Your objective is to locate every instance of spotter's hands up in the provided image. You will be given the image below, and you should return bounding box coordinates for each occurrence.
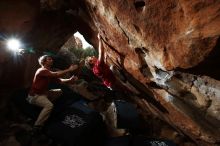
[68,64,78,72]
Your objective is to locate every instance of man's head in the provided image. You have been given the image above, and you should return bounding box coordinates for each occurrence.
[85,56,97,69]
[38,55,53,67]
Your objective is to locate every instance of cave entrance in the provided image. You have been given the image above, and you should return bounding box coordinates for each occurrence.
[55,31,97,68]
[73,31,93,49]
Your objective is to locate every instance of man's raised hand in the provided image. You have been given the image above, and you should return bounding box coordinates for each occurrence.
[68,64,78,72]
[97,33,101,40]
[69,75,78,83]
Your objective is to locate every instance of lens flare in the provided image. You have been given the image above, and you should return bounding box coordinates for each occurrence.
[7,39,21,51]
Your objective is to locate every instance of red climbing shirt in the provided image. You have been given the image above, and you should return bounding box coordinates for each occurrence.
[93,60,116,88]
[29,68,61,95]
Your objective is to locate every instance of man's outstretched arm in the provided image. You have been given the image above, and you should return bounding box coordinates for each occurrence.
[98,34,104,63]
[60,75,78,84]
[51,64,78,77]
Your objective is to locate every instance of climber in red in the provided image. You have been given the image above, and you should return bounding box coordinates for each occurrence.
[85,34,131,94]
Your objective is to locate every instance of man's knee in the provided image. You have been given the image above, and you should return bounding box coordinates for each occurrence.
[44,102,54,110]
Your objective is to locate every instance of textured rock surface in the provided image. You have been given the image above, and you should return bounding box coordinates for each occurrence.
[83,0,220,144]
[0,0,220,145]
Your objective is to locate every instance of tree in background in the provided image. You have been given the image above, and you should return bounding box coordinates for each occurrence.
[69,46,98,62]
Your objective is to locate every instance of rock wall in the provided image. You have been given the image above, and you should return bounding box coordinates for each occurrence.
[82,0,220,145]
[0,0,220,145]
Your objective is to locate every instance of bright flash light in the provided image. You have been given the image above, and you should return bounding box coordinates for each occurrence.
[7,39,21,51]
